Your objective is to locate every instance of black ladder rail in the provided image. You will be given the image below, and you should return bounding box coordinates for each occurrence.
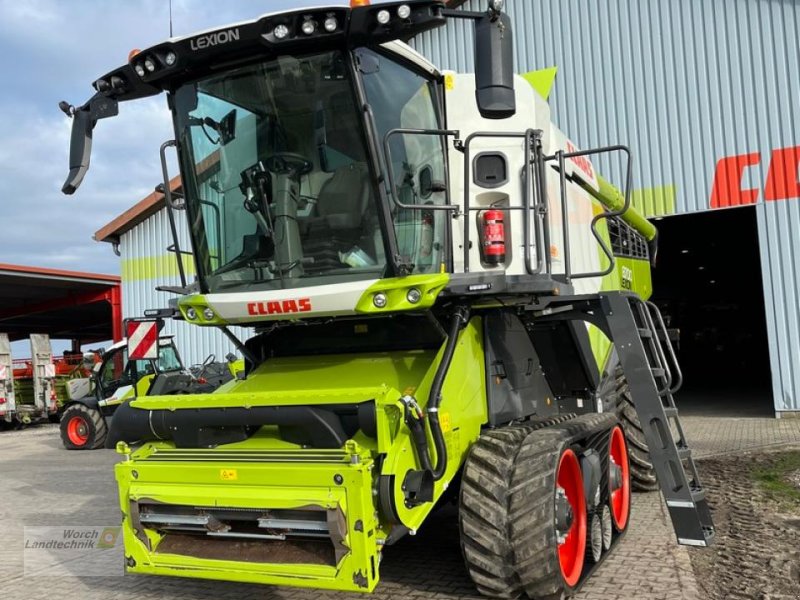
[602,293,715,547]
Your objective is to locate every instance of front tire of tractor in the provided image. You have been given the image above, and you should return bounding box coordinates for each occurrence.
[611,368,659,492]
[459,425,586,599]
[60,404,107,450]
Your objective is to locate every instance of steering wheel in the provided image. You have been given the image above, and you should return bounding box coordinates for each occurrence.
[264,153,314,176]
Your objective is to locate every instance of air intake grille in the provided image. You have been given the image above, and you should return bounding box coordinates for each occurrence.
[608,217,649,260]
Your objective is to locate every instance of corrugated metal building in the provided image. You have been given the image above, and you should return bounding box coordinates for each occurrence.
[95,181,246,367]
[412,0,799,416]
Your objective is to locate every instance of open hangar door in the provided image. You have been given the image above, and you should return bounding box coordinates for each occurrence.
[649,206,772,417]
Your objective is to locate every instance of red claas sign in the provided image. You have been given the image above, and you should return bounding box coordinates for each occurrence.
[711,145,800,208]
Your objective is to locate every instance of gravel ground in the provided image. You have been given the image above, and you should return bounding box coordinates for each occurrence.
[690,451,800,600]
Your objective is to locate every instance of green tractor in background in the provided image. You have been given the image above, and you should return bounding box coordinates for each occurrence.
[60,336,241,449]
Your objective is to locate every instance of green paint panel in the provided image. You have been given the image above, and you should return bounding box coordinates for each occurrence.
[631,184,677,218]
[356,274,449,313]
[521,66,558,100]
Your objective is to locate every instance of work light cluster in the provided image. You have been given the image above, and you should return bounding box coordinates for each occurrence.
[376,4,412,25]
[131,50,177,79]
[269,12,340,40]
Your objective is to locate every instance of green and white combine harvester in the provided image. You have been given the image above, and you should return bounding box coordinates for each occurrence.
[61,1,714,597]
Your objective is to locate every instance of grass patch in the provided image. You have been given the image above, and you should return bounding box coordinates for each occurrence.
[752,451,800,505]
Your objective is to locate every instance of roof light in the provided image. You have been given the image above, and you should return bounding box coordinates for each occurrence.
[134,63,146,77]
[273,23,289,39]
[397,4,411,19]
[376,9,391,24]
[144,57,156,72]
[164,51,177,66]
[128,48,141,61]
[301,19,316,35]
[350,0,370,6]
[324,16,338,32]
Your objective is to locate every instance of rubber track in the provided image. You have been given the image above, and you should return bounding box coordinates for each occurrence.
[60,404,108,450]
[512,413,617,599]
[458,416,576,598]
[459,413,617,599]
[612,368,659,492]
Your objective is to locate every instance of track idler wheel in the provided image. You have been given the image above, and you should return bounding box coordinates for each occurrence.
[554,448,587,588]
[608,425,631,532]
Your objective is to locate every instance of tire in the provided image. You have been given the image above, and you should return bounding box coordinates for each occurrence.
[510,429,586,599]
[459,426,533,598]
[60,404,107,450]
[459,423,590,599]
[610,367,659,492]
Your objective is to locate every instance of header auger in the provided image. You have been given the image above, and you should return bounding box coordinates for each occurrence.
[62,1,712,596]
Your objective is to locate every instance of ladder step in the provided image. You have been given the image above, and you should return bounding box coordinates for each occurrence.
[638,328,653,339]
[651,368,666,378]
[691,487,706,503]
[664,407,679,419]
[676,445,692,460]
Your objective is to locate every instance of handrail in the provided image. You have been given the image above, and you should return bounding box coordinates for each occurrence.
[382,127,461,212]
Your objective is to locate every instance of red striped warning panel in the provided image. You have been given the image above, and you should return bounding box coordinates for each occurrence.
[127,321,159,360]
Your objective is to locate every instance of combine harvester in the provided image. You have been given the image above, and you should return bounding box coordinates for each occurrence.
[60,1,713,597]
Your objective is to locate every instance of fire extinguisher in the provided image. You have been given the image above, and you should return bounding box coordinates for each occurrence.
[481,209,506,265]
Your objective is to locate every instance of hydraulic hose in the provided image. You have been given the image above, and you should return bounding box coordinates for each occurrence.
[427,306,469,481]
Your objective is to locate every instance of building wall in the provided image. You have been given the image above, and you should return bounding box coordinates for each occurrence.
[119,206,247,367]
[412,0,800,412]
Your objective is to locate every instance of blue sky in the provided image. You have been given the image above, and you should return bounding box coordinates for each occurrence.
[0,0,398,276]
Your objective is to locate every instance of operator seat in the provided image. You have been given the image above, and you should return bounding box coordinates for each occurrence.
[314,163,370,229]
[303,163,373,269]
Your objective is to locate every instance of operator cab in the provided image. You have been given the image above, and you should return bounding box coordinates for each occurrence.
[61,1,515,300]
[175,46,448,293]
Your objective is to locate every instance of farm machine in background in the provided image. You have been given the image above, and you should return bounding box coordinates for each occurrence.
[60,335,242,450]
[0,333,59,426]
[61,1,713,597]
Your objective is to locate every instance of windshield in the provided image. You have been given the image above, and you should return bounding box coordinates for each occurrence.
[174,50,386,293]
[156,344,182,372]
[359,48,448,273]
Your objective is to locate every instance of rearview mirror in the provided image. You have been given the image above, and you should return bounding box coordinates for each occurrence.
[219,109,237,145]
[474,11,515,119]
[62,108,93,195]
[60,94,119,194]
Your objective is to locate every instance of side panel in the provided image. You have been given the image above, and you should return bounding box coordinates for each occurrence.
[483,311,557,424]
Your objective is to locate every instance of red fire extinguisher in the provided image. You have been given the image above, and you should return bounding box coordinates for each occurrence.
[481,209,506,265]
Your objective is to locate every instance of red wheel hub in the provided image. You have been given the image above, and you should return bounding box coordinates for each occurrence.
[556,448,587,588]
[609,425,631,531]
[67,416,89,446]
